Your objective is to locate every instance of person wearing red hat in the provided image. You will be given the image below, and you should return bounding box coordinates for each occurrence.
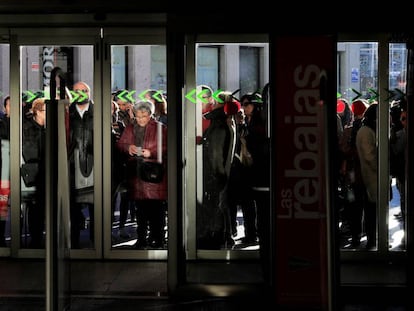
[337,98,353,129]
[337,99,346,114]
[351,99,368,117]
[224,99,241,116]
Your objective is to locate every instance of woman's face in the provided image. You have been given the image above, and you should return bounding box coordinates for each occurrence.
[34,104,46,126]
[242,102,254,117]
[135,110,151,127]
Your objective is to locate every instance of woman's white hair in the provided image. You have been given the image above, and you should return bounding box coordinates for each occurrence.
[133,100,155,115]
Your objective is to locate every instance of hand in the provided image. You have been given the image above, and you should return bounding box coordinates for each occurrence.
[141,149,151,158]
[129,145,141,157]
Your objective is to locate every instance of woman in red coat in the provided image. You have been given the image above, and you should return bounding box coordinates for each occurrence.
[116,100,167,249]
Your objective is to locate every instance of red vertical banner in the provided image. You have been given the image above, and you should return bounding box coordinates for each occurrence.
[275,36,334,309]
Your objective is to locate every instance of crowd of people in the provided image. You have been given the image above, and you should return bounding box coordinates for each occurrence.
[0,82,270,254]
[337,96,407,250]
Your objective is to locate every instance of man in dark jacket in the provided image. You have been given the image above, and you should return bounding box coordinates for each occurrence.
[197,92,235,249]
[68,81,94,249]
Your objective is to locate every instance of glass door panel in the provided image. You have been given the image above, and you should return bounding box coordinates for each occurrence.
[102,28,167,263]
[389,43,407,252]
[20,45,95,250]
[337,42,380,251]
[0,43,10,252]
[337,41,408,254]
[109,44,168,252]
[183,36,270,284]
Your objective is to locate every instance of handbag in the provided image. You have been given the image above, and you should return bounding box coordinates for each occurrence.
[140,161,164,183]
[21,162,39,187]
[139,122,165,183]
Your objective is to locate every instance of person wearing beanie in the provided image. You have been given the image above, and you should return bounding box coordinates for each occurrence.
[224,99,241,116]
[351,99,368,117]
[337,99,346,114]
[337,98,353,129]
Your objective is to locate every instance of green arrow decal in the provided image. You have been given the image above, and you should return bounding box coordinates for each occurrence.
[69,90,80,103]
[394,88,405,99]
[77,90,88,102]
[44,90,50,100]
[116,90,129,102]
[367,88,378,103]
[126,90,136,103]
[139,89,151,101]
[384,88,395,101]
[351,88,362,101]
[212,89,223,103]
[197,89,208,104]
[337,92,342,99]
[152,90,163,102]
[25,91,37,103]
[185,89,197,104]
[255,94,263,103]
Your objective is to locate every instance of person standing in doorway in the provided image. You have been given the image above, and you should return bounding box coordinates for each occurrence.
[68,81,94,249]
[356,103,378,249]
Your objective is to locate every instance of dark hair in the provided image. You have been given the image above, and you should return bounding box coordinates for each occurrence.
[240,92,263,111]
[3,95,10,109]
[113,89,132,103]
[363,103,378,131]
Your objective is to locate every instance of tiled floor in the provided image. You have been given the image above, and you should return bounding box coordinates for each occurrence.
[0,258,409,310]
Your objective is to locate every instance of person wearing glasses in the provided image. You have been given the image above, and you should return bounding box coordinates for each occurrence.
[68,81,94,249]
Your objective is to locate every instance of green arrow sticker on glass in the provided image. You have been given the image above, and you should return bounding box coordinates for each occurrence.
[116,90,130,102]
[212,89,223,103]
[25,91,37,103]
[185,89,197,104]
